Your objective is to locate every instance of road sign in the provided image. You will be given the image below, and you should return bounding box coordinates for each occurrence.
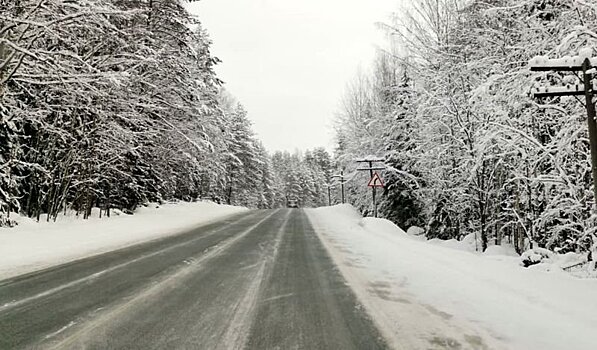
[367,172,384,188]
[357,158,385,217]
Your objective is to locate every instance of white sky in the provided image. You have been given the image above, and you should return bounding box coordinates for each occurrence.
[186,0,404,152]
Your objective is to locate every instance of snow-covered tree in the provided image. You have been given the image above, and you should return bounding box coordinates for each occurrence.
[334,0,597,256]
[0,0,273,224]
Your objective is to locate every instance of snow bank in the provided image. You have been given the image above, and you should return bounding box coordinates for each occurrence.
[426,233,518,257]
[426,233,479,253]
[406,226,425,236]
[360,217,406,236]
[523,250,597,278]
[307,205,597,350]
[0,201,247,280]
[484,244,518,257]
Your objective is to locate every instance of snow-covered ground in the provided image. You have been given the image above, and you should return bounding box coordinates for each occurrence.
[307,204,597,350]
[0,202,247,280]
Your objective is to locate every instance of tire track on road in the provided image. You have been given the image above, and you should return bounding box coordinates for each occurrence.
[43,209,281,349]
[0,210,270,350]
[219,209,292,350]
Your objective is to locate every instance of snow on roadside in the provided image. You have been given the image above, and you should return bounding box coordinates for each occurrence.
[0,201,247,280]
[306,204,597,350]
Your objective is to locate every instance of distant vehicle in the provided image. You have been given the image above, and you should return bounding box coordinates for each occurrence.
[287,198,299,208]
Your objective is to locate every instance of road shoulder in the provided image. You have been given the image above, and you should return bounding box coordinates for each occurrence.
[306,207,506,350]
[0,202,248,280]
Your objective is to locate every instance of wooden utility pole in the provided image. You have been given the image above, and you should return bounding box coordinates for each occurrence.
[332,170,346,204]
[0,40,6,98]
[326,184,332,206]
[530,50,597,262]
[582,58,597,203]
[356,158,385,217]
[530,52,597,206]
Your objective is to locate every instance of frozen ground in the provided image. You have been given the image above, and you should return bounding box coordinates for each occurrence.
[0,202,247,280]
[306,204,597,350]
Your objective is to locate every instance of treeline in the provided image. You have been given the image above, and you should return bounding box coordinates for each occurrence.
[270,148,333,208]
[0,0,274,225]
[334,0,597,254]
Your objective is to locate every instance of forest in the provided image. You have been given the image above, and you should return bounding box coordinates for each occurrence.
[334,0,597,255]
[2,0,597,258]
[0,0,335,226]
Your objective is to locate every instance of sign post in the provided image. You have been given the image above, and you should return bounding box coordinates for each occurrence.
[356,158,385,217]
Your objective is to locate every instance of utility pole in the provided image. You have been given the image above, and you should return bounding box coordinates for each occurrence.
[326,183,332,206]
[530,49,597,263]
[0,40,7,98]
[530,50,597,207]
[332,170,346,204]
[356,157,385,218]
[583,58,597,206]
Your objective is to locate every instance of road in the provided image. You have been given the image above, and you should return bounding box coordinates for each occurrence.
[0,209,389,349]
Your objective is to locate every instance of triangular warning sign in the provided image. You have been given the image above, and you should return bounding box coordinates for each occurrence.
[367,172,384,188]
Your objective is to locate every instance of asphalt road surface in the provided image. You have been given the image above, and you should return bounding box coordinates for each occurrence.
[0,209,389,349]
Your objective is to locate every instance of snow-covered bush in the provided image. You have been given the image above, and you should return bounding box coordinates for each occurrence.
[521,248,556,267]
[0,213,17,228]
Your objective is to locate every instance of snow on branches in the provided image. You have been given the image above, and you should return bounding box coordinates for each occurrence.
[0,0,274,224]
[334,0,597,255]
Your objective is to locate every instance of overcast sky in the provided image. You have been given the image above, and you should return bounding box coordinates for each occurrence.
[186,0,403,152]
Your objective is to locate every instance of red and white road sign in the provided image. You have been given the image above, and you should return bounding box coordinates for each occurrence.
[367,172,384,188]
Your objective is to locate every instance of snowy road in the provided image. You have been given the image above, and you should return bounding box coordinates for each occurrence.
[0,209,387,349]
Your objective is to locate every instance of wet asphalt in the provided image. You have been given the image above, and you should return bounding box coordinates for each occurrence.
[0,209,388,349]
